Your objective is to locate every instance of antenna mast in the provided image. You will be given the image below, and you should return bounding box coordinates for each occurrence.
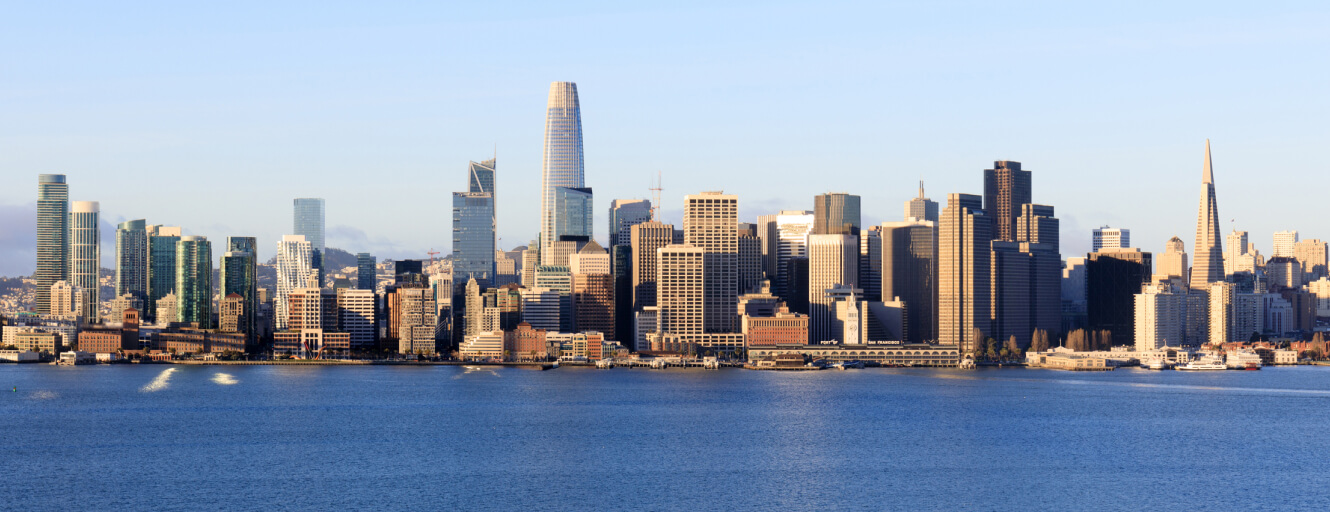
[649,171,663,221]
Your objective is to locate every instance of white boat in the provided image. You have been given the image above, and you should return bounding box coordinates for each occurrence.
[1143,358,1172,370]
[1177,355,1227,371]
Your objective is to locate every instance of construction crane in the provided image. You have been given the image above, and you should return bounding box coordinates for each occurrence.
[427,249,440,264]
[649,170,663,220]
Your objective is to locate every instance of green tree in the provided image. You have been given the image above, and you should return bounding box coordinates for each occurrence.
[985,338,998,361]
[1004,335,1021,362]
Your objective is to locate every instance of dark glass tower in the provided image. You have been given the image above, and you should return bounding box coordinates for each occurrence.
[983,161,1032,242]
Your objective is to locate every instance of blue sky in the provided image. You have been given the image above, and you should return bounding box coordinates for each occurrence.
[2,1,1329,275]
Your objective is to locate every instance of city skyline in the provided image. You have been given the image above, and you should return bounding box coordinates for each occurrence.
[3,3,1330,276]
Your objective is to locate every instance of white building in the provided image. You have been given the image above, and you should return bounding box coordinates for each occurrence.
[336,288,376,350]
[459,331,504,360]
[1135,283,1186,351]
[1092,226,1129,252]
[275,235,317,330]
[808,234,858,343]
[1273,230,1299,258]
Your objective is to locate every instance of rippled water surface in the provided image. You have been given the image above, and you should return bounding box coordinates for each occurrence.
[3,364,1330,511]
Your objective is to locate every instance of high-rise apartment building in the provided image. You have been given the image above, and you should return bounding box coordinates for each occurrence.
[115,219,149,305]
[684,191,739,333]
[275,235,317,330]
[656,246,706,336]
[36,174,69,315]
[452,191,496,285]
[1273,230,1299,258]
[1135,282,1187,351]
[813,193,861,236]
[175,236,213,328]
[146,225,181,322]
[938,194,991,353]
[881,220,937,343]
[293,198,326,284]
[808,234,859,343]
[1092,227,1130,252]
[540,82,585,257]
[396,287,437,355]
[905,181,939,222]
[1190,141,1224,290]
[68,201,100,323]
[356,253,376,291]
[1266,257,1303,291]
[983,161,1032,242]
[630,221,674,312]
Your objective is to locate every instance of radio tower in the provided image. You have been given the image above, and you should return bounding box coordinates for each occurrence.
[649,171,663,220]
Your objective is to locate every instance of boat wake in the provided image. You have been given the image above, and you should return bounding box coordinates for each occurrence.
[30,390,58,400]
[141,368,177,392]
[211,373,239,385]
[454,366,501,379]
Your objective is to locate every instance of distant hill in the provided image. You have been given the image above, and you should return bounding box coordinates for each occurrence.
[263,247,359,271]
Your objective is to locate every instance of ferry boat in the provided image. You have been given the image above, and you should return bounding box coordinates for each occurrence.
[1143,358,1172,370]
[595,359,614,369]
[1177,355,1227,371]
[1244,361,1262,371]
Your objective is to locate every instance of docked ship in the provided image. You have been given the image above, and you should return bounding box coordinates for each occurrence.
[1143,358,1172,370]
[1177,354,1227,371]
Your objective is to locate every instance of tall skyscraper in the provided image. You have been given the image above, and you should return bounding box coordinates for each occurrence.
[221,236,258,345]
[813,193,861,235]
[1087,248,1152,347]
[738,223,764,295]
[35,174,69,315]
[609,199,652,247]
[1092,227,1130,252]
[293,198,326,285]
[808,234,858,343]
[774,210,815,300]
[1135,282,1187,350]
[275,235,317,330]
[146,225,182,322]
[469,158,496,196]
[1190,140,1225,291]
[356,253,377,291]
[983,161,1032,242]
[859,227,881,302]
[540,82,585,256]
[904,181,939,222]
[1273,230,1299,258]
[989,241,1031,348]
[938,193,990,353]
[630,221,675,313]
[656,246,706,336]
[573,242,614,339]
[1294,239,1328,281]
[881,220,937,343]
[115,220,149,306]
[175,236,213,328]
[684,191,739,333]
[69,201,100,323]
[1015,204,1062,342]
[548,187,594,260]
[452,191,496,285]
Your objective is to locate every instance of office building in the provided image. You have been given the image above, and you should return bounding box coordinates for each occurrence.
[1190,141,1225,290]
[1156,236,1188,283]
[69,201,100,323]
[452,191,496,285]
[859,227,881,302]
[115,219,149,305]
[808,234,858,343]
[275,235,317,330]
[574,272,615,339]
[1015,204,1062,340]
[631,221,674,312]
[356,253,376,291]
[520,288,561,332]
[333,288,374,350]
[739,223,764,295]
[36,174,69,315]
[395,287,437,355]
[1266,257,1302,291]
[905,181,939,222]
[49,280,79,318]
[539,81,586,259]
[535,266,574,332]
[220,294,245,334]
[146,225,182,322]
[108,294,143,326]
[881,220,937,343]
[813,192,861,235]
[685,191,739,333]
[938,193,991,353]
[1092,227,1130,252]
[293,198,326,285]
[983,160,1032,242]
[1273,230,1299,258]
[609,199,652,247]
[1086,248,1152,347]
[774,211,815,300]
[1293,239,1328,281]
[469,158,496,196]
[657,245,706,336]
[220,243,257,343]
[990,241,1032,349]
[569,240,610,275]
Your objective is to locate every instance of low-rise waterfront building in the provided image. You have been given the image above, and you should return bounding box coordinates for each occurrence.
[746,343,959,366]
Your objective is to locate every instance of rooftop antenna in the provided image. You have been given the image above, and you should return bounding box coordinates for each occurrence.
[649,171,663,221]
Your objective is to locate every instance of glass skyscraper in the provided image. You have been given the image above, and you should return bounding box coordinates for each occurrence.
[35,174,69,315]
[553,187,593,243]
[357,252,377,291]
[115,219,149,302]
[452,192,495,286]
[222,236,258,342]
[176,236,213,328]
[294,198,325,285]
[469,158,496,195]
[540,82,585,263]
[69,201,101,323]
[146,225,182,322]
